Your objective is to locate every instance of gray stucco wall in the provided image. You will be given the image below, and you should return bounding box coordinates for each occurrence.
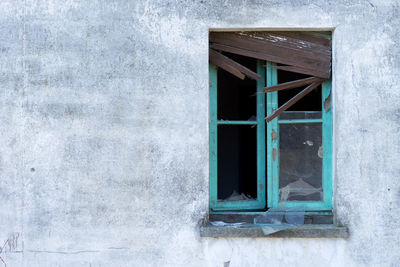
[1,0,399,266]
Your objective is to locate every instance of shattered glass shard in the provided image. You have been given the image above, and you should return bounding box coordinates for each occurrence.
[279,179,322,201]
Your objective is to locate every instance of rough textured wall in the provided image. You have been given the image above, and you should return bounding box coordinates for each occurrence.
[0,0,399,266]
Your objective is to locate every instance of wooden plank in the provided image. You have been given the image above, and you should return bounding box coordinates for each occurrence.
[263,77,321,92]
[210,35,330,72]
[264,64,330,79]
[209,49,261,80]
[266,81,323,122]
[209,49,245,80]
[210,43,329,78]
[210,32,331,60]
[210,32,331,72]
[239,32,331,56]
[223,51,261,80]
[275,32,331,49]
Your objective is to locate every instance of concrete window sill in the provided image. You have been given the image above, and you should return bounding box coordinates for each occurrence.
[200,223,349,238]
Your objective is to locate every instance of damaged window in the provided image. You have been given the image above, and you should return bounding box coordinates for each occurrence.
[209,31,332,212]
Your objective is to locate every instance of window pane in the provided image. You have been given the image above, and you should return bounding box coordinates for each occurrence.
[218,125,257,201]
[279,123,323,201]
[217,53,257,121]
[277,69,322,112]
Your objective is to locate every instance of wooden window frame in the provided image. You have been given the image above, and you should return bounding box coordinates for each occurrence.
[209,61,332,212]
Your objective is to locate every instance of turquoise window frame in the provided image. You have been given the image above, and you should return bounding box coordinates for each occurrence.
[209,60,266,211]
[209,61,332,212]
[266,62,332,211]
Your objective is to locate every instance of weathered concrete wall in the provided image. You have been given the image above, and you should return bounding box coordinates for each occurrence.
[0,0,399,266]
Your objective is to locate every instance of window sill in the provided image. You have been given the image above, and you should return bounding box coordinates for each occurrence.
[200,223,349,238]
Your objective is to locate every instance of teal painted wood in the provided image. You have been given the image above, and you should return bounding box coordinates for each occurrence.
[217,120,257,125]
[276,201,329,210]
[322,79,333,210]
[210,210,333,215]
[210,62,332,212]
[281,111,321,114]
[256,59,266,210]
[278,119,323,124]
[212,199,266,210]
[209,62,266,211]
[271,79,333,211]
[266,62,279,208]
[209,64,218,210]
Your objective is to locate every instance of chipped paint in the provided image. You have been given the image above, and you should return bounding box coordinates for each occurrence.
[324,92,331,112]
[271,129,278,140]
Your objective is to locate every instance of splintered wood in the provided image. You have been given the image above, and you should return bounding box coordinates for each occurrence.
[262,77,322,93]
[209,49,261,80]
[209,31,331,122]
[209,31,331,79]
[266,81,323,122]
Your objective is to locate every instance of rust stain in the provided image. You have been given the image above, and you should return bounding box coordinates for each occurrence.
[273,177,277,181]
[271,129,278,140]
[324,92,331,112]
[259,184,263,190]
[273,148,277,161]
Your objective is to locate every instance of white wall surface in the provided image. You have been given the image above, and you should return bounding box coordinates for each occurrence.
[0,0,399,266]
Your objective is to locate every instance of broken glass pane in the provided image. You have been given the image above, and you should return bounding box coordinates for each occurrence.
[277,68,322,112]
[254,207,305,225]
[254,212,284,224]
[217,125,257,200]
[217,53,257,121]
[279,123,323,201]
[254,207,305,235]
[284,207,306,225]
[261,224,297,235]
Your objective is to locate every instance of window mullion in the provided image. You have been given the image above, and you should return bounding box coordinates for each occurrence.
[266,62,279,208]
[256,60,266,208]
